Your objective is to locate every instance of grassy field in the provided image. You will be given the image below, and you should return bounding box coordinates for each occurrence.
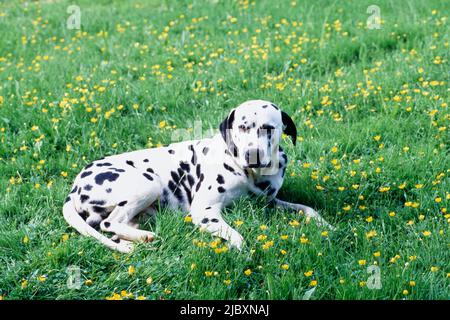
[0,0,448,300]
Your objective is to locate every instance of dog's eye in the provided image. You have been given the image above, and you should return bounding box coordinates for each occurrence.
[260,124,275,131]
[238,125,247,133]
[258,124,275,136]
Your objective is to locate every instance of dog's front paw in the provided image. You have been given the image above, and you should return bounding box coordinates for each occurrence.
[114,239,134,253]
[228,232,244,251]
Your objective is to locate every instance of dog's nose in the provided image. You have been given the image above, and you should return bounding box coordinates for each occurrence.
[245,148,264,167]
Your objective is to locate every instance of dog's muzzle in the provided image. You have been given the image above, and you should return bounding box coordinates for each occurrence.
[244,148,268,168]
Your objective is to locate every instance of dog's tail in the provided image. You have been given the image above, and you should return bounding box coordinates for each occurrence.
[63,196,132,253]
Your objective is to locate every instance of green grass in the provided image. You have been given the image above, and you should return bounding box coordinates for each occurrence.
[0,0,449,300]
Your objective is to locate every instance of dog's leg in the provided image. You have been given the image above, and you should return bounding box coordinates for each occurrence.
[273,198,335,230]
[190,202,244,250]
[100,204,155,243]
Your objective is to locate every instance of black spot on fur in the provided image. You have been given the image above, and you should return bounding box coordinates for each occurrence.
[180,182,192,205]
[202,147,209,155]
[262,105,268,108]
[70,186,78,194]
[80,194,89,203]
[126,160,135,168]
[205,206,211,210]
[177,168,185,178]
[201,218,209,224]
[146,168,154,174]
[208,185,212,190]
[92,206,106,214]
[84,184,93,191]
[167,181,184,202]
[271,103,279,110]
[87,220,100,229]
[65,196,71,203]
[267,187,277,196]
[79,210,89,220]
[168,149,175,154]
[168,180,177,192]
[171,171,180,182]
[118,200,128,206]
[78,188,81,195]
[84,163,93,170]
[112,237,120,243]
[106,188,112,193]
[104,221,110,228]
[216,174,225,184]
[174,188,184,202]
[95,172,120,185]
[255,181,271,191]
[195,173,205,192]
[110,168,125,173]
[143,159,149,163]
[180,161,190,172]
[217,186,226,193]
[211,218,219,223]
[196,164,201,178]
[81,171,93,178]
[160,188,169,206]
[187,174,195,187]
[89,200,105,205]
[96,162,112,167]
[223,163,235,173]
[143,173,154,181]
[189,145,197,165]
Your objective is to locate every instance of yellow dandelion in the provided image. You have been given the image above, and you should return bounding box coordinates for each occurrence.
[234,220,244,226]
[422,231,431,237]
[304,270,313,277]
[128,266,135,275]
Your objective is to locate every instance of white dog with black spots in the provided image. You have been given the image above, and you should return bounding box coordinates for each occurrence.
[63,100,334,253]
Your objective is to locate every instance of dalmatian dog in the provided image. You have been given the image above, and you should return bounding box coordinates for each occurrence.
[63,100,334,253]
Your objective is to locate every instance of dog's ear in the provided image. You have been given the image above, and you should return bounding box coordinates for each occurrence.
[281,111,297,146]
[219,109,235,141]
[219,109,238,156]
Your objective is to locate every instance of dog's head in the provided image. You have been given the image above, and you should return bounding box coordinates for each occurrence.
[220,100,297,169]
